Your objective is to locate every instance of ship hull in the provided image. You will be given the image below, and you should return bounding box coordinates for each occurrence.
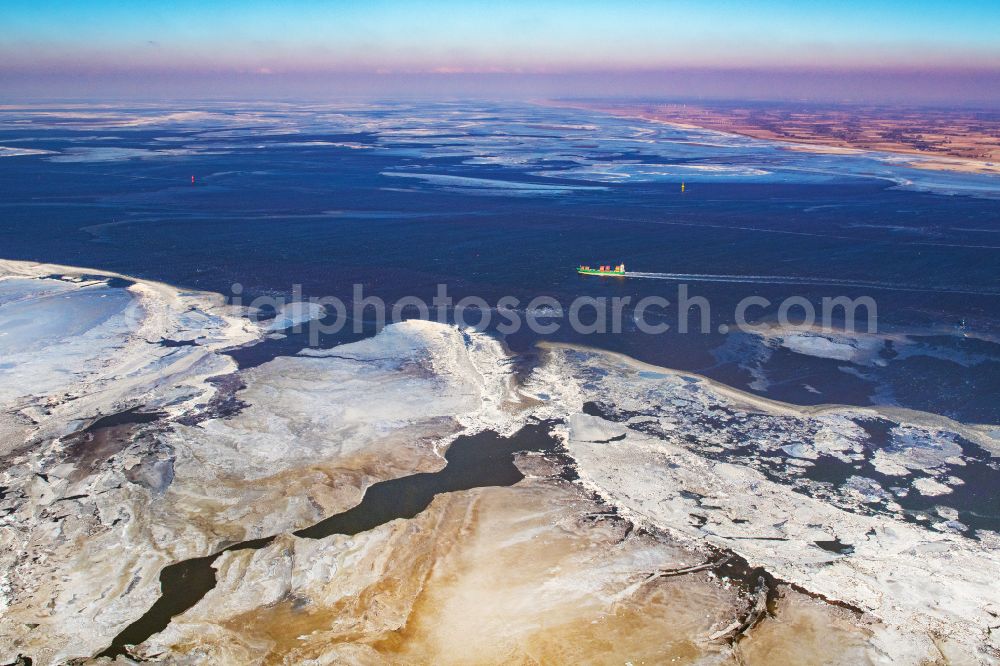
[577,269,626,276]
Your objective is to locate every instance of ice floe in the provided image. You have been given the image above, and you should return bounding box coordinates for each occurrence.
[380,170,607,195]
[520,341,1000,661]
[0,146,55,157]
[5,101,1000,199]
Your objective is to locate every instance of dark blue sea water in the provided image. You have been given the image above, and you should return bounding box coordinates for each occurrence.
[1,101,998,422]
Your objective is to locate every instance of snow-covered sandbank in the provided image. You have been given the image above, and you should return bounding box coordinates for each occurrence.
[2,263,997,664]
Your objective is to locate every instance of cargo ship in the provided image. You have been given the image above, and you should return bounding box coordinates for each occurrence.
[577,263,626,276]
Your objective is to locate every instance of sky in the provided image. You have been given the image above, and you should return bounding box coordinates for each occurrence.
[2,0,999,102]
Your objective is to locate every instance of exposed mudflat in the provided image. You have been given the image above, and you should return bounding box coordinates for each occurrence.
[1,260,998,664]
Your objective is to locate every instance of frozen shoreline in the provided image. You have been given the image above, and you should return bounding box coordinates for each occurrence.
[2,260,998,663]
[527,341,1000,662]
[0,259,259,440]
[0,261,524,663]
[0,260,261,661]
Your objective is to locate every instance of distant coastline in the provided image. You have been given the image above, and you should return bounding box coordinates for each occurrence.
[549,99,1000,176]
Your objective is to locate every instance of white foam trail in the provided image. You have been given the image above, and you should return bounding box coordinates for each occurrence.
[625,272,999,296]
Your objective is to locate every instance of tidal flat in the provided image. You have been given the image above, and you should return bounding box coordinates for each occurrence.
[1,260,998,664]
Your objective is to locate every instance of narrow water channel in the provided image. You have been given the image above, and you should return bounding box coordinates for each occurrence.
[99,421,559,658]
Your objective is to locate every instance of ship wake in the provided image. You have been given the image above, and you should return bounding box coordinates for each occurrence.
[625,270,1000,296]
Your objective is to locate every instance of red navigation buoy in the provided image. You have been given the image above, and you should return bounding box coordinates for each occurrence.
[191,175,195,184]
